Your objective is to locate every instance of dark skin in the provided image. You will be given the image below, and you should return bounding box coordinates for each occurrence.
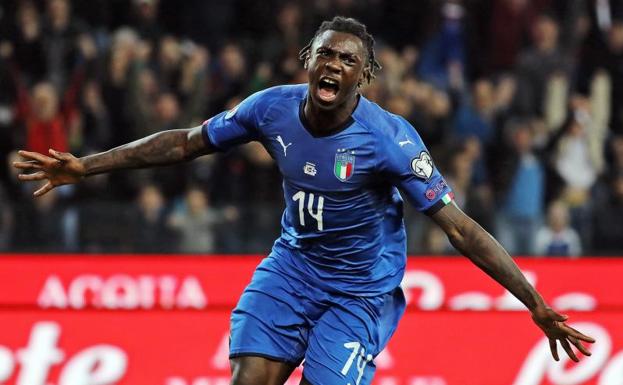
[13,30,594,385]
[303,31,366,135]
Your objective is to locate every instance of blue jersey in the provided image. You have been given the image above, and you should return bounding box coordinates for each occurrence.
[203,84,453,296]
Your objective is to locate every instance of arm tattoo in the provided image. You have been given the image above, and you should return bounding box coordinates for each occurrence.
[81,127,212,176]
[433,204,545,311]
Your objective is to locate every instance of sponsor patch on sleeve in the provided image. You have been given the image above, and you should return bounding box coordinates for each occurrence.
[424,179,448,201]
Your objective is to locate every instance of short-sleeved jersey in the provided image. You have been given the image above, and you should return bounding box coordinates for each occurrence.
[203,84,453,296]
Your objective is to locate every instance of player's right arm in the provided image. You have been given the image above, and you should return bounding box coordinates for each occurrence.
[14,87,269,197]
[13,126,214,197]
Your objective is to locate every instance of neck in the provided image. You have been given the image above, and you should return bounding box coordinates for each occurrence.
[304,93,358,136]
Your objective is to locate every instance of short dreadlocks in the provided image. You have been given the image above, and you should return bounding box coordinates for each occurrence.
[299,16,382,85]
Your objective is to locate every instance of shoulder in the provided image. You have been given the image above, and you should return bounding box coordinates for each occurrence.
[253,84,307,104]
[354,96,419,141]
[246,84,307,118]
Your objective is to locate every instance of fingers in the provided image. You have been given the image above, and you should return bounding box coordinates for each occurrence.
[18,150,54,164]
[12,160,43,171]
[560,338,579,362]
[48,148,72,161]
[568,336,592,357]
[549,338,559,361]
[17,171,47,181]
[562,324,596,343]
[34,181,54,197]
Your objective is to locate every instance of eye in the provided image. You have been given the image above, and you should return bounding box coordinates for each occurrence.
[317,49,330,57]
[339,54,357,66]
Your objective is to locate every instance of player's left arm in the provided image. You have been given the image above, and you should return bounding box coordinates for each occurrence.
[430,201,595,362]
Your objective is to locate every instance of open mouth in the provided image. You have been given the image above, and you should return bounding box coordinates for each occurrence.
[317,77,340,102]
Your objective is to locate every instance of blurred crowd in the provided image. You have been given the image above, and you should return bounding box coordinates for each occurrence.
[0,0,622,256]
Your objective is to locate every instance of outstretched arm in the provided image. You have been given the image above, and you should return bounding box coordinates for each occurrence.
[13,125,214,196]
[431,202,595,362]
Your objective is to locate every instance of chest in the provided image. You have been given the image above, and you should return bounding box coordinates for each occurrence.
[261,119,376,192]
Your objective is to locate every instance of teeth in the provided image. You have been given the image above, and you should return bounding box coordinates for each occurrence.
[321,78,337,85]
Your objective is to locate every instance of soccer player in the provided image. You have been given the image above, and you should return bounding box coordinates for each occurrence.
[14,16,593,385]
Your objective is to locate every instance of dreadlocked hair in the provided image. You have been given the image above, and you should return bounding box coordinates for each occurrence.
[298,16,382,85]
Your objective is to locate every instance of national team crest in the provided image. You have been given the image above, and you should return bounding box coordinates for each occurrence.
[334,151,355,181]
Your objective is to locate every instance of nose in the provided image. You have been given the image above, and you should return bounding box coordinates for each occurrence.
[325,57,341,72]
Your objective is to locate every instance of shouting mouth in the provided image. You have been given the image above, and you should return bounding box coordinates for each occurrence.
[317,77,340,102]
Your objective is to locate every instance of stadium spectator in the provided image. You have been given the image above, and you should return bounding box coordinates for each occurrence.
[168,187,238,253]
[575,18,623,135]
[42,0,90,91]
[129,0,163,45]
[11,187,70,252]
[592,172,623,254]
[260,2,306,82]
[551,110,601,246]
[22,82,70,155]
[487,0,535,73]
[398,76,452,149]
[493,119,545,255]
[102,28,140,147]
[535,200,582,257]
[131,184,176,252]
[78,80,111,153]
[453,78,497,145]
[2,1,47,85]
[209,42,248,112]
[513,13,572,117]
[417,0,467,90]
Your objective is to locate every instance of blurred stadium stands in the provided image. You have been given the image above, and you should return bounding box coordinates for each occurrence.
[0,0,622,255]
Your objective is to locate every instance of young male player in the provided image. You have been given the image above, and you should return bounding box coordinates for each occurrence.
[14,16,594,385]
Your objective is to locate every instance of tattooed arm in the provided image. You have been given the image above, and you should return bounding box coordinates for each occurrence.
[431,202,594,361]
[81,126,213,175]
[13,126,214,196]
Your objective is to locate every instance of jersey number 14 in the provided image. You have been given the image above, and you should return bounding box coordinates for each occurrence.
[292,191,324,231]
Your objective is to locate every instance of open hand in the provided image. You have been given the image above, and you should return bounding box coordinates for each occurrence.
[531,305,595,362]
[12,149,86,197]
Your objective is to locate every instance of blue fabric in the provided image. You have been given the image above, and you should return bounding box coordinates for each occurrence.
[230,257,406,385]
[453,104,494,144]
[203,84,452,296]
[417,20,465,89]
[501,155,544,218]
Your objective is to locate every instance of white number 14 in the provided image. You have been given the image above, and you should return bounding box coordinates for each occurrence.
[292,191,324,231]
[341,342,373,385]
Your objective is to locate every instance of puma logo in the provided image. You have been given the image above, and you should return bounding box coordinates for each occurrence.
[276,135,292,157]
[399,138,414,147]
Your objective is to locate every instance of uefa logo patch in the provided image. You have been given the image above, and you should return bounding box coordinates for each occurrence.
[411,151,434,181]
[334,152,355,181]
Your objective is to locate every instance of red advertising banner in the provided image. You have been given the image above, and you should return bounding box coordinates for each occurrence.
[0,255,621,385]
[0,255,621,311]
[0,311,620,385]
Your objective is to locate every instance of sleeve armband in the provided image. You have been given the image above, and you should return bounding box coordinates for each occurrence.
[424,192,454,216]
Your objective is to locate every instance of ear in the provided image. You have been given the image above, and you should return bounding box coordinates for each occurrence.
[358,67,370,87]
